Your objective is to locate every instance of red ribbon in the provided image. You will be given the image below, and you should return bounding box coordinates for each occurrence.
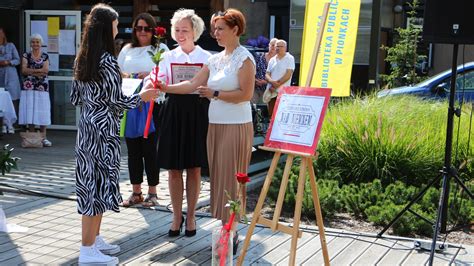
[143,66,159,139]
[217,212,235,266]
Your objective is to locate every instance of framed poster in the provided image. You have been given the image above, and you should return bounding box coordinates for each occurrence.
[170,63,203,84]
[264,86,332,155]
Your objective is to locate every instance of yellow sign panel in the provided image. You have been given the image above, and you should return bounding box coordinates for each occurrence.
[300,0,361,96]
[47,17,60,36]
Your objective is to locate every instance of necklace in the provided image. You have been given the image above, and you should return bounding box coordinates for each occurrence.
[31,50,41,58]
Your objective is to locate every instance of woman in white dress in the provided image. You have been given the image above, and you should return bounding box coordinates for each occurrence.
[155,8,211,237]
[19,34,52,147]
[153,8,255,253]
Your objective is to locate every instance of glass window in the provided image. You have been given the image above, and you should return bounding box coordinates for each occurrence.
[354,27,370,65]
[459,70,474,90]
[381,0,394,29]
[49,80,75,126]
[359,0,372,27]
[440,70,474,91]
[290,0,306,28]
[30,14,77,77]
[289,28,303,63]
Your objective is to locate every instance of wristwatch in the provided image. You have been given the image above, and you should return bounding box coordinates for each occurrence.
[213,90,219,100]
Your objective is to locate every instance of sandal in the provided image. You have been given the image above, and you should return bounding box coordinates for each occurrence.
[122,192,144,207]
[142,193,159,207]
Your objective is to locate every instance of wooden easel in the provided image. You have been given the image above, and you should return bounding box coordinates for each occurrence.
[237,3,331,266]
[236,147,330,266]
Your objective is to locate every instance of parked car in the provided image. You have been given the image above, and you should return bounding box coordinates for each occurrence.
[377,62,474,102]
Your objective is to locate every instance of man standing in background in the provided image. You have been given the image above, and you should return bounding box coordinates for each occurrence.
[263,39,295,117]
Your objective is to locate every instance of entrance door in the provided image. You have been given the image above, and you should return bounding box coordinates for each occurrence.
[24,10,81,129]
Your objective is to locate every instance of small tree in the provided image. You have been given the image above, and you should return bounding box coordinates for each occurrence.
[0,144,19,195]
[380,0,426,88]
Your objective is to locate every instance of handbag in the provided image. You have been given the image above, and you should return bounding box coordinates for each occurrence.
[262,87,278,104]
[19,132,44,148]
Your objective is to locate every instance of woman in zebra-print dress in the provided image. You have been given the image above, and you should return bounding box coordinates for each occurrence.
[70,4,159,265]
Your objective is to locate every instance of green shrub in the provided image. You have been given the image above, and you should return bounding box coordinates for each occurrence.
[267,174,473,236]
[446,182,474,226]
[265,95,473,236]
[366,202,434,236]
[0,144,18,176]
[317,95,473,186]
[340,180,384,218]
[351,181,471,236]
[267,163,343,218]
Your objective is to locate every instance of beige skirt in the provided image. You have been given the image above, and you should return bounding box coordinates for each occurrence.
[207,122,253,222]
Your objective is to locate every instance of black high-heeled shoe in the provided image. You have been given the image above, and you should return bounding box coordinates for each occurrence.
[184,218,197,237]
[233,231,239,255]
[168,215,184,237]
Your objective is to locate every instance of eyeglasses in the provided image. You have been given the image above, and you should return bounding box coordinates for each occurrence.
[134,26,153,32]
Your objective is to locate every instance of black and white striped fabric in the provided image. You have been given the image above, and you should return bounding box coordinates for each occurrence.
[70,52,141,216]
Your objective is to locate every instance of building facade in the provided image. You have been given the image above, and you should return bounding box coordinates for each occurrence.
[2,0,468,128]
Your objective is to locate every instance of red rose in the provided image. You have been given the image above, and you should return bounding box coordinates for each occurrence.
[236,172,250,184]
[154,27,166,37]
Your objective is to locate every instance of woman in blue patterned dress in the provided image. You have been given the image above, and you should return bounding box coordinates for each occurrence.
[0,27,21,133]
[70,4,159,265]
[252,37,276,104]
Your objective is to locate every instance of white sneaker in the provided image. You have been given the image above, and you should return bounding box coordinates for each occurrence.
[95,235,121,255]
[1,126,6,134]
[79,245,118,265]
[42,139,52,147]
[7,127,14,134]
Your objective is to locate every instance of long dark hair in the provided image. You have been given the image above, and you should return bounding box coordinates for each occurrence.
[74,3,119,81]
[130,13,157,48]
[0,27,8,44]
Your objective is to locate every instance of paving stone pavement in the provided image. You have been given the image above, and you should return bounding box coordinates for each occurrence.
[1,130,473,265]
[0,130,212,211]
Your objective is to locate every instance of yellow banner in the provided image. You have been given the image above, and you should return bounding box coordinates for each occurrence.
[300,0,361,97]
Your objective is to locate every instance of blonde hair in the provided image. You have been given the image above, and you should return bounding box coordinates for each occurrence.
[170,9,205,42]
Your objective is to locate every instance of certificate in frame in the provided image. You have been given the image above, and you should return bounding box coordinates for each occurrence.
[170,63,203,84]
[263,86,332,156]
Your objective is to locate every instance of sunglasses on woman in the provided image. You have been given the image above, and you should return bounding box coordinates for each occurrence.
[134,26,153,32]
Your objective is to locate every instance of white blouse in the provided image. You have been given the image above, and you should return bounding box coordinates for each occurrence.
[117,43,169,74]
[206,45,255,124]
[158,45,211,93]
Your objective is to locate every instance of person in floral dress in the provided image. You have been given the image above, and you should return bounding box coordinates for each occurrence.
[19,33,52,146]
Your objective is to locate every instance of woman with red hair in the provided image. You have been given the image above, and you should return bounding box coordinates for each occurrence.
[152,8,255,253]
